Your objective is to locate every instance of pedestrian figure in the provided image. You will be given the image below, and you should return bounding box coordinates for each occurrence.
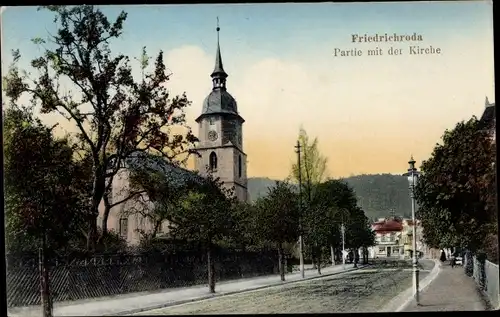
[440,250,447,262]
[450,255,455,268]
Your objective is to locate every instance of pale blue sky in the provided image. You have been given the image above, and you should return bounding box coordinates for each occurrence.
[1,2,495,178]
[2,2,493,67]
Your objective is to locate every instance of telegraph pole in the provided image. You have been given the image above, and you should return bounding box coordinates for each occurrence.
[341,211,346,270]
[295,140,305,278]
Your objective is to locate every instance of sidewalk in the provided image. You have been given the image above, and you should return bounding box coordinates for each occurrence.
[403,263,489,311]
[8,263,360,317]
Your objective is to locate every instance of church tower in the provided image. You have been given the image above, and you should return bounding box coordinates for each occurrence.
[194,20,248,202]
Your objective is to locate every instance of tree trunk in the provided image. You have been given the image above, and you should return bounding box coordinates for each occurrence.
[100,192,112,238]
[207,242,216,293]
[39,234,53,317]
[151,220,162,239]
[317,247,322,275]
[330,245,335,266]
[97,205,111,246]
[278,243,285,281]
[87,168,106,251]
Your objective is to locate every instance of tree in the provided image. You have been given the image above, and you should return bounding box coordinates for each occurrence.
[415,117,496,254]
[305,180,341,274]
[254,181,300,281]
[291,127,328,204]
[290,128,328,266]
[344,207,375,265]
[4,106,89,317]
[220,201,258,251]
[125,153,197,241]
[167,172,236,293]
[3,5,198,251]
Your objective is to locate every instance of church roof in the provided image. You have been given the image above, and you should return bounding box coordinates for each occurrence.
[200,89,239,117]
[479,97,495,131]
[125,151,205,189]
[195,21,243,123]
[211,34,227,78]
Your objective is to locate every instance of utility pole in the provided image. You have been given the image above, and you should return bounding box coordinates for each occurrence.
[341,210,346,271]
[295,140,305,278]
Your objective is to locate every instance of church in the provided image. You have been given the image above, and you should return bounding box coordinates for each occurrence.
[194,23,248,202]
[98,22,248,245]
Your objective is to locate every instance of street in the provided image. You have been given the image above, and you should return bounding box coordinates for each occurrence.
[133,259,435,315]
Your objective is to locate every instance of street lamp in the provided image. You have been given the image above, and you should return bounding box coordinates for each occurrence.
[403,155,420,305]
[295,140,305,279]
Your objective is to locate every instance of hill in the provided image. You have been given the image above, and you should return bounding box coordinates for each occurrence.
[247,174,412,221]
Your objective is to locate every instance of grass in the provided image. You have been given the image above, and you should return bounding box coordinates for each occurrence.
[133,263,431,315]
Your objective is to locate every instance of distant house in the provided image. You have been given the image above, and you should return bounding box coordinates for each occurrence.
[368,217,425,259]
[401,219,425,258]
[97,151,206,246]
[368,217,403,258]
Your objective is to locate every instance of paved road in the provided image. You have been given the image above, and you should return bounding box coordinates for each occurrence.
[133,260,435,315]
[403,263,489,311]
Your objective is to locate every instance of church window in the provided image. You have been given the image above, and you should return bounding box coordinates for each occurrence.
[209,152,218,171]
[209,117,215,125]
[119,218,128,238]
[238,155,242,178]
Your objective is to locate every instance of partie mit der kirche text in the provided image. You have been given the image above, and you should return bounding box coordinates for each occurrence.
[333,33,442,57]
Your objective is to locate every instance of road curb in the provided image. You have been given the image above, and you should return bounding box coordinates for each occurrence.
[118,264,368,316]
[378,259,441,312]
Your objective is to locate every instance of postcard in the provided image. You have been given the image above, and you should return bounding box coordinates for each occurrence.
[2,2,497,315]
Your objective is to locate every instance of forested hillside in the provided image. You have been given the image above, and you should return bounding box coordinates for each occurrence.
[247,173,411,221]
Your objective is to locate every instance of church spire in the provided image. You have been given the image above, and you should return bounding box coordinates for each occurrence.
[211,17,228,90]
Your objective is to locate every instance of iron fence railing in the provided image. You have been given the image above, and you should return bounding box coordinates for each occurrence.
[6,251,277,308]
[466,253,499,310]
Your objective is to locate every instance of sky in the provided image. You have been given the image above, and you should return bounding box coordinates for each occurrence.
[1,2,495,180]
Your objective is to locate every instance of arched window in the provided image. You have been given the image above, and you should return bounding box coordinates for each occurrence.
[209,152,218,171]
[238,155,242,178]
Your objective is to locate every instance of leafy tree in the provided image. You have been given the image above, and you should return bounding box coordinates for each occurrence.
[219,201,259,251]
[254,181,300,281]
[291,127,328,204]
[344,207,375,265]
[305,180,342,274]
[126,156,192,241]
[4,106,89,317]
[167,173,236,293]
[415,117,496,254]
[290,128,328,267]
[3,5,198,251]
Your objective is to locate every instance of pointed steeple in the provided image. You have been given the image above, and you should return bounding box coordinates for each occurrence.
[211,17,228,90]
[485,96,490,107]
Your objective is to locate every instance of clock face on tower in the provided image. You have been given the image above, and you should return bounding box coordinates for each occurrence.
[208,130,218,142]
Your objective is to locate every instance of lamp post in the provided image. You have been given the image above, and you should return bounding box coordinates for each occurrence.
[403,155,420,305]
[295,141,305,279]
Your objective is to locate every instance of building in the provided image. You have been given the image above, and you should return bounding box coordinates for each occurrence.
[368,217,425,259]
[97,152,206,245]
[401,219,425,258]
[194,24,248,202]
[98,23,248,245]
[369,217,403,258]
[479,96,495,141]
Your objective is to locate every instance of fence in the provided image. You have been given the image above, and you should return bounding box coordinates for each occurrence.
[465,253,499,310]
[6,250,277,308]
